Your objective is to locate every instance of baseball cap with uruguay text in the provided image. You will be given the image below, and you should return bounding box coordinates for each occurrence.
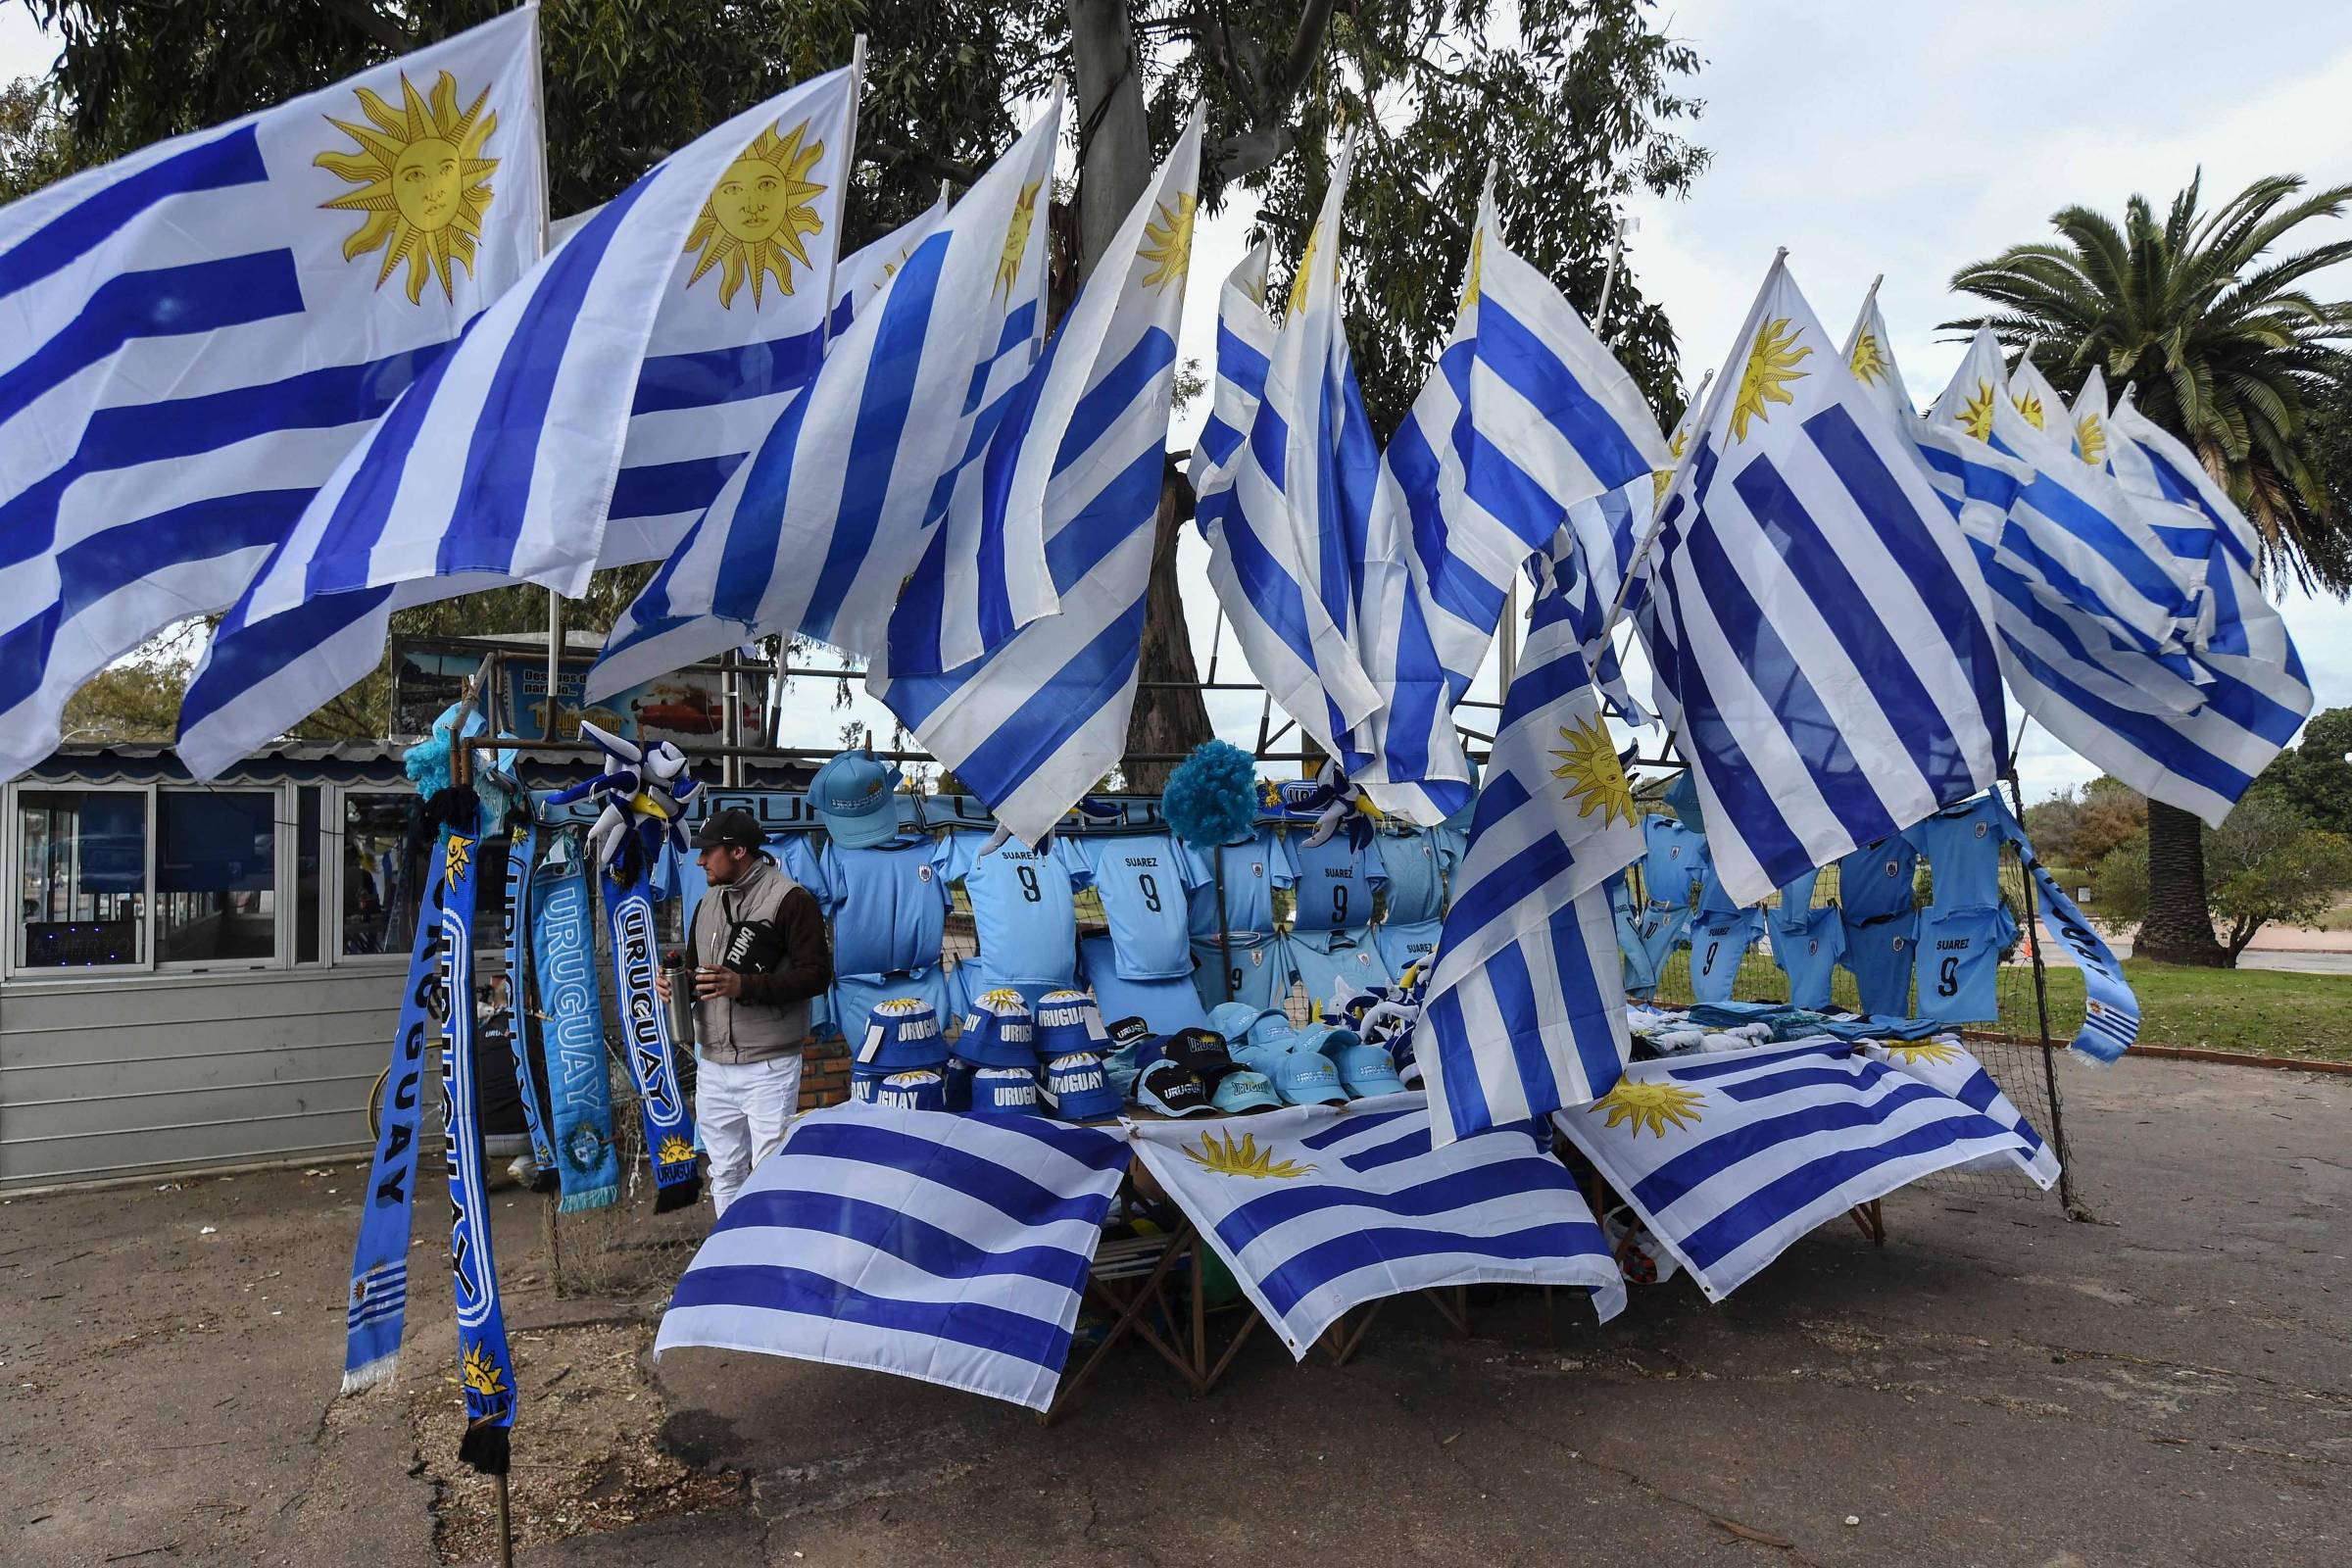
[808,752,905,848]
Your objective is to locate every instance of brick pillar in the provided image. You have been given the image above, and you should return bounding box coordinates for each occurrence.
[798,1038,853,1111]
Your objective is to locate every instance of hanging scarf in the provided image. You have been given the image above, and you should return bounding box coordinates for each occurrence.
[438,827,520,1473]
[604,860,702,1209]
[533,832,620,1210]
[340,833,452,1396]
[1995,797,2139,1064]
[499,821,557,1173]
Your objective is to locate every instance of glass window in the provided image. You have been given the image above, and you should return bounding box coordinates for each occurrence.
[339,793,508,958]
[297,786,321,964]
[14,789,148,968]
[156,790,277,964]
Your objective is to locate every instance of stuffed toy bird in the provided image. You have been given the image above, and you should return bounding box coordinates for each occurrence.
[546,721,701,885]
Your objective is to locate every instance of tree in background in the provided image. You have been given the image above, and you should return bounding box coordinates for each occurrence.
[2246,706,2352,841]
[1949,173,2352,966]
[2091,794,2352,962]
[2021,774,2148,872]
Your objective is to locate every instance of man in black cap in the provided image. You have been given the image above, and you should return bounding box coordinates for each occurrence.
[653,808,830,1217]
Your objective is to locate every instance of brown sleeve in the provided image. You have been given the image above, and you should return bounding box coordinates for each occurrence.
[739,885,830,1005]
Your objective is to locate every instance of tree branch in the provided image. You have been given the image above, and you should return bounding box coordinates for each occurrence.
[1269,0,1342,107]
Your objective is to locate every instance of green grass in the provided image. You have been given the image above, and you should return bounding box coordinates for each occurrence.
[2034,959,2352,1063]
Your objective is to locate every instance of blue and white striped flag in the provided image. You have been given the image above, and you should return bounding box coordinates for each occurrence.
[592,93,1062,697]
[1418,542,1644,1147]
[1861,1038,2061,1187]
[1553,1039,2037,1301]
[1361,172,1671,819]
[1643,257,2006,906]
[2007,354,2077,456]
[2068,368,2115,475]
[0,11,544,782]
[866,110,1202,848]
[1129,1094,1625,1354]
[176,65,859,778]
[1554,482,1654,722]
[654,1102,1133,1412]
[1838,290,1912,420]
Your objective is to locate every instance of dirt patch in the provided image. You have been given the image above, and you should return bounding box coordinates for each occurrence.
[406,1321,743,1563]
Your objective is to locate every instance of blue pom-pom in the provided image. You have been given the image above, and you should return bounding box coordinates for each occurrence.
[403,730,453,800]
[1162,740,1260,849]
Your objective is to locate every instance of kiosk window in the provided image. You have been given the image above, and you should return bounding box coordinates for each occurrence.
[15,790,149,968]
[157,791,276,964]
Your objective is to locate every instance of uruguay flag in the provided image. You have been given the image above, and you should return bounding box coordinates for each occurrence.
[1643,257,2006,906]
[1418,535,1644,1147]
[1361,172,1671,819]
[592,93,1062,698]
[866,109,1202,850]
[176,64,859,778]
[1838,289,1912,420]
[0,10,544,783]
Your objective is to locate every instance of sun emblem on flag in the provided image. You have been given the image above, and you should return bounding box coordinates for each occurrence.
[1848,330,1890,386]
[2012,389,2047,430]
[656,1135,697,1168]
[1287,220,1322,318]
[2076,412,2107,466]
[1140,190,1197,293]
[1459,227,1485,314]
[1183,1129,1315,1180]
[1591,1079,1707,1137]
[444,834,474,883]
[460,1343,506,1398]
[1730,317,1810,442]
[317,70,500,305]
[1880,1040,1962,1066]
[1651,422,1692,504]
[994,180,1044,300]
[1549,713,1635,826]
[1957,382,1998,442]
[683,120,828,310]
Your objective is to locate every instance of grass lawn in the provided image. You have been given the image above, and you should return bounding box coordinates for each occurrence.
[2033,959,2352,1064]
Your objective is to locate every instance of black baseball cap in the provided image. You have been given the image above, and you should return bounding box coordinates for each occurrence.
[691,808,763,850]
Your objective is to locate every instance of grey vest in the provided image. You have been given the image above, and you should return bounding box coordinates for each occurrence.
[691,856,809,1064]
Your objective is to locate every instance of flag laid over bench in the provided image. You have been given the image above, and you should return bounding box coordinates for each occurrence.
[656,1103,1132,1412]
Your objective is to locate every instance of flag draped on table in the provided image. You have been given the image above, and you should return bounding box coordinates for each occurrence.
[175,64,860,778]
[1860,1038,2061,1187]
[499,819,555,1175]
[656,1103,1133,1412]
[604,858,701,1208]
[592,91,1063,695]
[1129,1094,1625,1355]
[531,830,621,1210]
[865,109,1202,849]
[1640,257,2006,906]
[0,10,544,782]
[1553,1040,2037,1301]
[1418,533,1644,1147]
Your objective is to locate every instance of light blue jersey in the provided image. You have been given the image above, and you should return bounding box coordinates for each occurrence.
[1067,833,1192,980]
[1177,830,1296,940]
[1613,874,1658,1000]
[1902,793,2008,918]
[1632,904,1692,988]
[1286,830,1387,933]
[1373,916,1443,982]
[794,834,952,979]
[1640,815,1709,909]
[1837,838,1918,926]
[1375,825,1453,925]
[1689,908,1762,1005]
[1772,905,1846,1010]
[1080,937,1209,1034]
[1773,869,1821,934]
[1695,859,1744,918]
[940,830,1079,987]
[1842,912,1919,1019]
[1283,926,1394,1016]
[1917,904,2018,1023]
[1191,929,1292,1012]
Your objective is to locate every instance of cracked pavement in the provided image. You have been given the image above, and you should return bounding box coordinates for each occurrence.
[3,1054,2346,1566]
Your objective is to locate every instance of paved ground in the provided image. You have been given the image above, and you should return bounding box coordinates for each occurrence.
[3,1054,2347,1567]
[2104,936,2352,976]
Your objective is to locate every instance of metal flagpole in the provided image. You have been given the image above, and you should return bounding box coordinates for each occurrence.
[1838,272,1884,364]
[2003,768,2082,1219]
[1592,213,1629,336]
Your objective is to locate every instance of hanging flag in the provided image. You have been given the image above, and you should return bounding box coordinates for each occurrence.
[1552,482,1654,722]
[174,64,859,778]
[591,92,1063,698]
[1128,1095,1624,1354]
[2068,368,2113,471]
[1190,242,1383,761]
[1838,289,1912,420]
[657,1103,1134,1412]
[1362,170,1672,819]
[531,830,620,1210]
[2007,354,2076,453]
[0,10,544,783]
[1992,794,2138,1064]
[1417,539,1644,1146]
[1553,1040,2036,1301]
[1643,257,2005,906]
[866,109,1203,848]
[1860,1038,2062,1186]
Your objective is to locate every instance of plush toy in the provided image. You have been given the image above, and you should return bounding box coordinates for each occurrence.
[1275,759,1381,851]
[546,721,701,885]
[405,700,519,844]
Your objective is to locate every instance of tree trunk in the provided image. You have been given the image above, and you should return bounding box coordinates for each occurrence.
[1123,466,1212,792]
[2137,799,2230,966]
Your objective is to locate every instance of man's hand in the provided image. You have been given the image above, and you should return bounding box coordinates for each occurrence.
[653,965,672,1004]
[694,966,743,1001]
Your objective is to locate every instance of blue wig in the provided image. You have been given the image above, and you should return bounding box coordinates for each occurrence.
[1162,739,1260,849]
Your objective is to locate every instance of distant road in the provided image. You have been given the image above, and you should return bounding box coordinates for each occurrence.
[2102,936,2352,976]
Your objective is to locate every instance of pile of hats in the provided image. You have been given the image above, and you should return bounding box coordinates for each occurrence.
[852,988,1126,1121]
[849,996,951,1108]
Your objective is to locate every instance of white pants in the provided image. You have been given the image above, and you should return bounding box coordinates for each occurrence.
[696,1053,804,1219]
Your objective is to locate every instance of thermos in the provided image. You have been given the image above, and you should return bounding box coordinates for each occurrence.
[661,949,697,1052]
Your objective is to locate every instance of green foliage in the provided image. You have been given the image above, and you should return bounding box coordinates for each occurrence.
[2087,793,2352,958]
[2245,706,2352,840]
[2022,774,2148,866]
[2090,835,2150,931]
[0,74,76,202]
[1947,172,2352,593]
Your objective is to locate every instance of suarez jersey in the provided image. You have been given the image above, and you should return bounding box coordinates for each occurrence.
[1640,815,1709,909]
[1373,916,1443,983]
[1689,908,1762,1005]
[940,830,1079,987]
[1177,829,1296,940]
[1066,833,1192,980]
[1837,838,1919,925]
[1286,829,1388,933]
[1917,904,2018,1024]
[1376,825,1453,925]
[1283,926,1394,1016]
[1842,911,1919,1020]
[1191,929,1291,1012]
[1772,905,1846,1010]
[790,834,950,980]
[1902,793,2008,917]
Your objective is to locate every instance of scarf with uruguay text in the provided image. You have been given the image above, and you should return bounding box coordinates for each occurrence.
[1995,800,2139,1065]
[439,825,520,1473]
[603,857,703,1209]
[499,819,556,1173]
[533,829,620,1210]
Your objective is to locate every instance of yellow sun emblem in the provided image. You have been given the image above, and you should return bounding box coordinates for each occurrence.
[1459,227,1485,314]
[1183,1129,1315,1181]
[460,1343,506,1398]
[1730,318,1810,443]
[1287,221,1322,318]
[656,1135,697,1168]
[994,180,1043,300]
[1651,423,1692,505]
[2076,413,2107,466]
[1592,1079,1707,1138]
[2012,389,2046,430]
[1140,190,1197,293]
[1548,712,1635,826]
[1879,1040,1961,1067]
[1956,382,1998,442]
[316,70,499,305]
[683,120,827,310]
[1848,330,1890,387]
[443,834,474,883]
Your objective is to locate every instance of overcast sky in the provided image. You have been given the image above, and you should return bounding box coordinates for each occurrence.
[4,3,2345,801]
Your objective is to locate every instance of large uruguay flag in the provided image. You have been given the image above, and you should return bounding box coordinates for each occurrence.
[1642,256,2006,906]
[176,65,859,778]
[1860,1038,2061,1188]
[867,109,1203,850]
[655,1102,1133,1412]
[0,10,544,782]
[1129,1094,1625,1354]
[1361,172,1671,819]
[592,92,1062,696]
[1554,1040,2037,1301]
[1418,537,1643,1148]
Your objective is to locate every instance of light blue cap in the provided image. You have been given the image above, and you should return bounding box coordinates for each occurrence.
[808,752,905,848]
[1205,1001,1289,1048]
[1333,1042,1405,1099]
[1210,1069,1284,1114]
[1296,1022,1363,1059]
[1271,1050,1348,1107]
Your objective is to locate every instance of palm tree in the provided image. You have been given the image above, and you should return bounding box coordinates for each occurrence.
[1948,172,2352,966]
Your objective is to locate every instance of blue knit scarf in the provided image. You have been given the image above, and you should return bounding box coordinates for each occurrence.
[603,860,702,1210]
[500,821,556,1173]
[533,832,619,1210]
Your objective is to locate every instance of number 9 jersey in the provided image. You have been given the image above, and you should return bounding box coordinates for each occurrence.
[939,829,1081,987]
[1065,833,1192,981]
